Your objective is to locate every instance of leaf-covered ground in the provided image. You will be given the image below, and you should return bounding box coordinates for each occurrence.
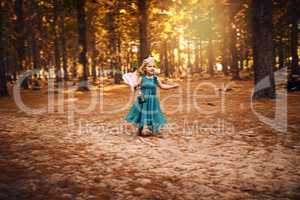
[0,77,300,200]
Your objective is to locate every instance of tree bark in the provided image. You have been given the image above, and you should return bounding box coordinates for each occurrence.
[138,0,150,65]
[15,0,29,89]
[159,47,164,73]
[91,32,98,81]
[163,41,169,77]
[278,38,285,69]
[222,29,229,76]
[199,39,203,72]
[71,48,78,79]
[114,38,122,84]
[239,44,244,70]
[221,10,229,76]
[208,37,214,76]
[290,3,299,77]
[106,7,121,83]
[245,48,250,69]
[251,0,276,98]
[169,39,176,76]
[76,0,89,89]
[0,1,8,96]
[229,22,240,80]
[207,12,215,76]
[194,42,200,73]
[53,0,61,82]
[60,7,68,81]
[15,0,25,72]
[187,39,193,74]
[29,0,41,72]
[177,36,182,68]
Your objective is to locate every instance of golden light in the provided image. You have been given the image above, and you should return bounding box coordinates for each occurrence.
[216,63,223,71]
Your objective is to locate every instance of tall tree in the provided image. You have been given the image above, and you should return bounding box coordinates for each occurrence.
[15,0,29,88]
[278,37,285,69]
[194,41,200,72]
[228,3,240,80]
[229,22,240,79]
[207,11,215,76]
[104,3,122,84]
[15,0,25,73]
[29,0,41,71]
[163,41,169,77]
[60,3,68,81]
[76,0,89,89]
[0,1,8,96]
[91,30,98,81]
[53,0,61,82]
[207,36,214,76]
[251,0,276,98]
[221,11,229,76]
[290,0,299,77]
[138,0,150,65]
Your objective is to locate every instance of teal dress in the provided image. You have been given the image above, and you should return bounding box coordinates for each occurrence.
[124,75,167,133]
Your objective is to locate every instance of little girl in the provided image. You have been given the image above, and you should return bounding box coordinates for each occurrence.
[124,57,179,136]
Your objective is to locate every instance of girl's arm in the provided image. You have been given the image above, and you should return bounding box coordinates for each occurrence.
[157,77,179,89]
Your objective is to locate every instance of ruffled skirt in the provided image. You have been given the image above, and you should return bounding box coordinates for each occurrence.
[124,95,167,133]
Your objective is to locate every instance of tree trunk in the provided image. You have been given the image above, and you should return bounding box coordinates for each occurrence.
[169,40,175,76]
[138,0,150,65]
[129,47,134,72]
[163,41,169,77]
[15,0,29,89]
[278,38,285,69]
[106,8,121,83]
[245,48,250,69]
[15,0,25,72]
[251,0,276,98]
[208,37,214,76]
[221,11,229,76]
[222,32,229,75]
[187,39,191,66]
[229,22,240,80]
[71,47,77,79]
[126,50,130,73]
[194,42,200,73]
[30,34,39,70]
[114,38,122,84]
[207,12,214,76]
[53,0,61,82]
[76,0,89,90]
[187,39,193,74]
[177,36,182,69]
[159,47,164,73]
[199,39,203,72]
[29,0,41,73]
[60,7,68,81]
[239,44,244,70]
[0,1,8,96]
[290,5,299,77]
[91,33,97,82]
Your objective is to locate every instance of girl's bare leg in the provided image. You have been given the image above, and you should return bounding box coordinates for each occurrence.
[137,127,143,136]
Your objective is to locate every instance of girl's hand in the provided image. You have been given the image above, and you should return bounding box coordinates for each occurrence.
[172,83,179,88]
[157,77,179,89]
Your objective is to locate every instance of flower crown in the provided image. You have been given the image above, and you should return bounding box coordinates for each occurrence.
[143,56,155,67]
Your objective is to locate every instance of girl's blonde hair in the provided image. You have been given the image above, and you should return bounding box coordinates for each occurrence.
[137,56,155,76]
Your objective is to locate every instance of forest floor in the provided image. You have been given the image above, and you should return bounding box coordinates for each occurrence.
[0,76,300,200]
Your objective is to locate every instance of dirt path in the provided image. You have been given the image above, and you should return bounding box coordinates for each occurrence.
[0,78,300,199]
